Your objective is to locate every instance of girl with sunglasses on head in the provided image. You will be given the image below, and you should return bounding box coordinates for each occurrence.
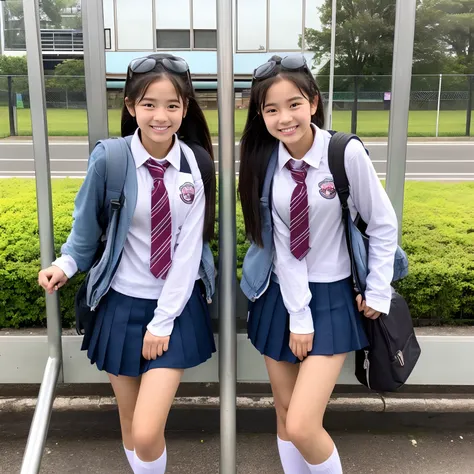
[239,55,398,473]
[38,53,216,474]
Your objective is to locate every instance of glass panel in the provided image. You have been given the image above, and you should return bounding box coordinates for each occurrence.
[155,0,190,29]
[3,0,26,50]
[116,0,154,50]
[269,0,303,50]
[194,29,217,49]
[193,0,216,30]
[236,0,266,51]
[156,30,191,49]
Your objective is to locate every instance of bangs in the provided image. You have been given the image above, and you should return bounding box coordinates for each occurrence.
[126,70,188,105]
[256,72,316,110]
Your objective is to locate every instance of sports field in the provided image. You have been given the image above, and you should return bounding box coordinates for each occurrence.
[0,107,473,138]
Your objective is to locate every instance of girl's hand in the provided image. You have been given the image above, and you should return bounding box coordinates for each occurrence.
[355,294,381,320]
[289,332,314,361]
[38,266,68,294]
[142,331,170,360]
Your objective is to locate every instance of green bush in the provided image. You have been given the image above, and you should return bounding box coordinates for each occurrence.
[0,180,473,328]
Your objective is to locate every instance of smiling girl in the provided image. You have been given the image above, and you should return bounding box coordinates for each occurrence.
[38,54,216,474]
[239,55,398,473]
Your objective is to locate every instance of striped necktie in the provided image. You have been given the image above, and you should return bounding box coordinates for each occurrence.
[286,160,311,260]
[145,158,172,279]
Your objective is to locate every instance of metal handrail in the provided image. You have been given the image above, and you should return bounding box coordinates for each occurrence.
[20,0,64,472]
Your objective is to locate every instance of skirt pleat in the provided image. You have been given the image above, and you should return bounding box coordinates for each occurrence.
[248,276,369,364]
[82,282,216,377]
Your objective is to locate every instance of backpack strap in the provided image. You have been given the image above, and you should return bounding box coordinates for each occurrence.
[327,131,368,294]
[327,131,363,209]
[179,147,192,174]
[95,136,131,232]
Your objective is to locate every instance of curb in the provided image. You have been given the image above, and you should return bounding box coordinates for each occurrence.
[2,395,474,414]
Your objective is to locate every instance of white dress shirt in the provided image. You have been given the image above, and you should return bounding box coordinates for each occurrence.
[272,125,398,335]
[53,129,205,337]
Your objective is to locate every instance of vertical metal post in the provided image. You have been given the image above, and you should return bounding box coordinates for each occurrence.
[0,0,5,56]
[216,0,237,473]
[325,0,337,129]
[301,0,306,52]
[466,75,473,137]
[8,75,17,136]
[436,74,442,138]
[385,0,417,240]
[21,0,63,472]
[82,0,108,151]
[351,75,358,134]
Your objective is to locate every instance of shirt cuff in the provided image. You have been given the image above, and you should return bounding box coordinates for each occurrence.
[147,316,175,337]
[289,307,314,334]
[365,292,392,315]
[52,255,78,279]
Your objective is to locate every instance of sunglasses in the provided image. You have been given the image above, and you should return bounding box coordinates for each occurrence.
[253,55,310,81]
[128,56,191,80]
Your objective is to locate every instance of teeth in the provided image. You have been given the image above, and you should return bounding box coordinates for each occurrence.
[152,126,169,131]
[281,126,297,133]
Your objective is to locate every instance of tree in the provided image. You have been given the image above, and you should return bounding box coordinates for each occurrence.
[435,0,474,73]
[0,55,29,91]
[304,0,449,90]
[47,59,85,92]
[40,1,82,29]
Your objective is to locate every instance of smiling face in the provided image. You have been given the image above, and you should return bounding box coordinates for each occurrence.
[261,77,318,159]
[126,76,187,158]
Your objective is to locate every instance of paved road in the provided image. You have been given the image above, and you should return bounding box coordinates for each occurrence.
[0,141,473,180]
[2,409,474,473]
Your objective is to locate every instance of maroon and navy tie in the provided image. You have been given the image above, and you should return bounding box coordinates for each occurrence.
[286,160,311,260]
[145,159,172,279]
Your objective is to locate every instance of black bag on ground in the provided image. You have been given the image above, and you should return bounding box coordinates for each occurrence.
[328,131,421,392]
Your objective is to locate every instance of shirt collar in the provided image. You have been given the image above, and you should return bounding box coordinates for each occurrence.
[131,128,181,169]
[277,123,325,172]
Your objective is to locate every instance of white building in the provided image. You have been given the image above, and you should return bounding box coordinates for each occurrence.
[1,0,322,83]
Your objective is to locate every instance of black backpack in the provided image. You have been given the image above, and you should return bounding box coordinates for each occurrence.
[328,131,421,392]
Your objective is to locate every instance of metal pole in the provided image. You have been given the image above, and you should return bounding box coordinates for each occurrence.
[325,0,337,129]
[8,75,17,136]
[466,75,473,137]
[82,0,108,151]
[0,0,5,56]
[436,74,442,138]
[216,0,237,472]
[351,75,358,134]
[385,0,417,241]
[301,0,306,52]
[21,0,63,472]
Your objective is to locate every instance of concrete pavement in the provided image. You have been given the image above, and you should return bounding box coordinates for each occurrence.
[2,408,474,473]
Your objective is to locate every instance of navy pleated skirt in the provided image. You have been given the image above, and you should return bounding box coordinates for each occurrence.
[81,281,216,377]
[247,276,369,364]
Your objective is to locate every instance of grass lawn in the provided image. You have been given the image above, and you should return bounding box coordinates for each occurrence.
[0,106,473,139]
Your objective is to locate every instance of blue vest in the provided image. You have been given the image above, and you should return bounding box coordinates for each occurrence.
[239,146,408,302]
[61,138,215,310]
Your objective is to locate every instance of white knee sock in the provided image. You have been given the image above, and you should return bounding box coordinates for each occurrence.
[133,447,167,474]
[305,445,342,474]
[124,445,134,470]
[277,436,311,474]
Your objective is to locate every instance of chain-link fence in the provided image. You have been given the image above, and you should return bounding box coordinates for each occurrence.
[1,74,473,138]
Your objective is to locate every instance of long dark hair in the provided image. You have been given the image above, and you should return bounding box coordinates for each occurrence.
[238,64,325,247]
[121,55,215,242]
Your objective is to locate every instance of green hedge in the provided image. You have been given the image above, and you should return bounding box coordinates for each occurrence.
[1,179,473,328]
